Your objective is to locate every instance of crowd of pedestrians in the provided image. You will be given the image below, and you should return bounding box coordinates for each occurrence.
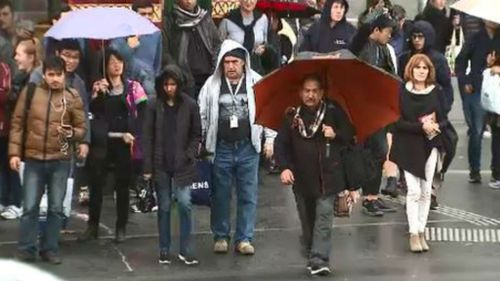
[0,0,499,277]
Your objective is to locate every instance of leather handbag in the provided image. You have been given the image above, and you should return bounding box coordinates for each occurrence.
[334,190,353,217]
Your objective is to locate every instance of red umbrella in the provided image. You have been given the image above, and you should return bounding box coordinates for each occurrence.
[256,0,320,18]
[253,50,401,143]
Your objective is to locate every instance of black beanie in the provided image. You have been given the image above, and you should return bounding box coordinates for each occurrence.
[223,48,246,61]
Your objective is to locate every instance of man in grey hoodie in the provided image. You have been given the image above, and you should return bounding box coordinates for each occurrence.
[198,39,276,255]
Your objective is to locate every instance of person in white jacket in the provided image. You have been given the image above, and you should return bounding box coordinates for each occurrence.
[198,39,276,255]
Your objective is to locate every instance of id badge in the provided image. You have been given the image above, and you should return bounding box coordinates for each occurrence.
[230,115,239,128]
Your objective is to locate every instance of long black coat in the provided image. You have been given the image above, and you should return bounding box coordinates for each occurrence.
[142,93,201,187]
[275,100,354,198]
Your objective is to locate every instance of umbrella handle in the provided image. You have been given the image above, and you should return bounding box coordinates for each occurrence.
[102,40,106,79]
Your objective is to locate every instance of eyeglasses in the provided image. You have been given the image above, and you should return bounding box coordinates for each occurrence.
[60,52,80,61]
[411,34,425,40]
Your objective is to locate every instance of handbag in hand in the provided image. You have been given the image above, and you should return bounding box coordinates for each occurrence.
[334,190,353,217]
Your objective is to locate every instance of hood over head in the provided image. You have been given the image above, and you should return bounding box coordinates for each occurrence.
[321,0,349,23]
[214,39,253,79]
[155,64,186,98]
[409,20,436,52]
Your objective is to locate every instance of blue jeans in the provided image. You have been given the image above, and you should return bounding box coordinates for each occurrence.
[19,159,70,254]
[0,137,22,207]
[461,92,486,172]
[156,171,193,255]
[211,139,260,244]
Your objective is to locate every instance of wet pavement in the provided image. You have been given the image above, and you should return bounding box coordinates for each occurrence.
[2,84,500,280]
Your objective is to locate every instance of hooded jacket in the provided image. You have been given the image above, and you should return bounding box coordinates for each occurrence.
[142,65,201,186]
[398,21,453,113]
[415,3,453,54]
[198,40,276,159]
[299,0,356,53]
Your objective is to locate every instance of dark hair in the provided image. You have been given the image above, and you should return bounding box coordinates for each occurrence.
[349,14,395,56]
[390,4,406,21]
[101,48,126,87]
[321,0,349,23]
[132,0,153,12]
[51,2,71,21]
[493,49,500,67]
[43,56,66,74]
[56,39,81,54]
[302,73,324,89]
[0,0,13,11]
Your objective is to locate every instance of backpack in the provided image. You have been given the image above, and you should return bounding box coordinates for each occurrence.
[21,82,37,160]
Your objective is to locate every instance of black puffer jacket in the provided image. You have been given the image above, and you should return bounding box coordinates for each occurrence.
[275,99,354,198]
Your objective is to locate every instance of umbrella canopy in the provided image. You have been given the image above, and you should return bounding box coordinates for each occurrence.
[256,0,320,18]
[451,0,500,25]
[253,50,401,143]
[45,7,159,40]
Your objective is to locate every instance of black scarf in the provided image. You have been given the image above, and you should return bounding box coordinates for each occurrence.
[226,9,263,53]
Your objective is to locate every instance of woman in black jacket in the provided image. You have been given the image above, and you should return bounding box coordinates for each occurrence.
[275,74,357,276]
[79,49,148,242]
[142,64,201,265]
[390,54,449,253]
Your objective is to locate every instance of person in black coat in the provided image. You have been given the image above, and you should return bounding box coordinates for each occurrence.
[142,64,201,265]
[390,54,450,253]
[275,73,357,276]
[414,0,454,54]
[398,20,453,113]
[299,0,356,53]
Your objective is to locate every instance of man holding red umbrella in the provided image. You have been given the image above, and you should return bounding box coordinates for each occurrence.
[275,73,358,276]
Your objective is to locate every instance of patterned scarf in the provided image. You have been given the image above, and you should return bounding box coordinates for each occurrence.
[174,4,207,28]
[292,101,327,139]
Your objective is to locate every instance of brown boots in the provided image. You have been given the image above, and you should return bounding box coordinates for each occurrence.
[409,233,430,253]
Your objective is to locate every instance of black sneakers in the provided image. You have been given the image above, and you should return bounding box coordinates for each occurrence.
[39,251,62,265]
[430,195,439,210]
[469,171,481,184]
[374,198,397,213]
[309,264,331,276]
[362,199,384,217]
[158,251,172,264]
[178,254,199,266]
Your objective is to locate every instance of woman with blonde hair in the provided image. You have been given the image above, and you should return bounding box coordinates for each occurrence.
[389,54,449,253]
[0,38,43,221]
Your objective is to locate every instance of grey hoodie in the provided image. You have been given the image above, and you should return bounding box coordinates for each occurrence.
[198,40,276,158]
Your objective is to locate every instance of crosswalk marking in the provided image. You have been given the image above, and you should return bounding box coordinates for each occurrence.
[425,227,500,243]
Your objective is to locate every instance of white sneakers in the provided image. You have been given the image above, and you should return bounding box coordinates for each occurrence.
[1,205,22,220]
[489,180,500,190]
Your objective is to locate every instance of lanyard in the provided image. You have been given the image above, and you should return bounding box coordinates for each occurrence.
[225,76,244,114]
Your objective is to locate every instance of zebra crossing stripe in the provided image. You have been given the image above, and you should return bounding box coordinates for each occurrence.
[424,227,500,243]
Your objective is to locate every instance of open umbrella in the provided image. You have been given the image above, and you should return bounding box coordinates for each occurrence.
[451,0,500,24]
[256,0,320,18]
[253,50,401,143]
[45,7,160,74]
[45,7,159,40]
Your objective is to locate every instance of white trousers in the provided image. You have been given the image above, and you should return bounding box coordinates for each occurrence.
[404,148,439,235]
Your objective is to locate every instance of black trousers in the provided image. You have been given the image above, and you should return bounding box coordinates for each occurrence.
[363,129,387,196]
[88,140,132,229]
[490,115,500,180]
